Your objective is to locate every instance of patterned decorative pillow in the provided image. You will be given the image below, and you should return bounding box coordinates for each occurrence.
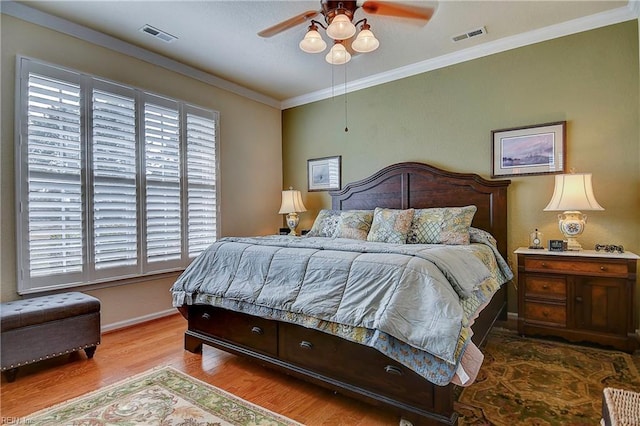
[306,209,341,237]
[335,210,374,240]
[407,205,477,245]
[367,208,415,244]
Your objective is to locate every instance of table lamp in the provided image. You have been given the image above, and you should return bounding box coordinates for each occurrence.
[543,173,604,251]
[278,187,307,236]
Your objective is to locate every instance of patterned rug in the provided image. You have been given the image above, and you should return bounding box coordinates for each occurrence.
[25,366,302,426]
[456,329,640,425]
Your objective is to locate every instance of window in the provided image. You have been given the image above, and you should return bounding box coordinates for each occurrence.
[16,57,219,294]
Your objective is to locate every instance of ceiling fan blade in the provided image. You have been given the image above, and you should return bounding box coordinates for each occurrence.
[360,1,433,21]
[258,10,320,38]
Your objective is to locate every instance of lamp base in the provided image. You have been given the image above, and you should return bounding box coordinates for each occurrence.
[286,212,300,236]
[558,210,587,251]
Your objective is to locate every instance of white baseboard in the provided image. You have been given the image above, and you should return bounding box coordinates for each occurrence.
[101,308,178,333]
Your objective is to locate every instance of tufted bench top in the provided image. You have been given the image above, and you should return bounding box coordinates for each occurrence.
[1,292,100,332]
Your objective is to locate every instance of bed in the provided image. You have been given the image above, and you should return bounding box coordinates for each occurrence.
[172,162,511,426]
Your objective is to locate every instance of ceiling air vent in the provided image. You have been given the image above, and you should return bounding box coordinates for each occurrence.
[140,24,177,43]
[451,26,487,43]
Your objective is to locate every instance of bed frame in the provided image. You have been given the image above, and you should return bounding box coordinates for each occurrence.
[180,162,511,426]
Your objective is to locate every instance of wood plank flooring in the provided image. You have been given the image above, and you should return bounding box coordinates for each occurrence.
[0,313,398,425]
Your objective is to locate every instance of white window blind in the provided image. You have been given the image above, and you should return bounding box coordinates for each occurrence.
[144,102,182,265]
[25,73,83,280]
[16,57,219,294]
[92,89,138,273]
[186,110,217,256]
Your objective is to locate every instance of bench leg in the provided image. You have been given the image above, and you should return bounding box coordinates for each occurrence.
[3,368,18,382]
[84,346,97,359]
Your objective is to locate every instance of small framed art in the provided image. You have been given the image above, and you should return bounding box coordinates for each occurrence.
[491,121,566,177]
[307,155,341,192]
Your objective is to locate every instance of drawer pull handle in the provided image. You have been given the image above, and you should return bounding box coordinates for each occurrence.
[600,266,606,271]
[384,365,403,376]
[201,313,211,320]
[542,284,549,290]
[575,297,583,303]
[251,326,263,335]
[299,341,313,350]
[541,262,547,267]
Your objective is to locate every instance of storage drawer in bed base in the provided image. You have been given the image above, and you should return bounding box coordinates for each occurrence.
[184,306,457,426]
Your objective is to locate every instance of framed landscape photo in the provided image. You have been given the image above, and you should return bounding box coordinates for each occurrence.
[491,121,566,177]
[307,156,341,191]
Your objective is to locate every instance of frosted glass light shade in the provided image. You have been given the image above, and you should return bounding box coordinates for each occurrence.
[352,29,379,53]
[326,14,356,40]
[299,29,327,53]
[325,43,351,64]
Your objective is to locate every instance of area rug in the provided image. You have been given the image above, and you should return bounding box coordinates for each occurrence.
[25,366,302,426]
[455,329,640,425]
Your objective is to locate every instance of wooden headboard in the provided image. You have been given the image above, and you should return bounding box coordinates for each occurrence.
[331,162,511,257]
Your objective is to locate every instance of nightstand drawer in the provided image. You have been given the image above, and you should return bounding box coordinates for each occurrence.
[524,258,628,276]
[524,302,566,326]
[524,275,566,299]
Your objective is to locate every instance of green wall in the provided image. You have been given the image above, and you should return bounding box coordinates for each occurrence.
[282,21,640,318]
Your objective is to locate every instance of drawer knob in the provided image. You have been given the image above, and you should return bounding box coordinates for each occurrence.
[575,296,583,303]
[542,284,549,290]
[541,262,547,267]
[542,311,549,317]
[299,341,313,350]
[251,326,263,335]
[600,266,607,271]
[201,313,211,320]
[384,365,403,376]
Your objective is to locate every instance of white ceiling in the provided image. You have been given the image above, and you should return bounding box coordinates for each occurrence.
[4,1,638,108]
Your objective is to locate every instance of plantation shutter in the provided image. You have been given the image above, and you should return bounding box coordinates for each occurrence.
[16,57,220,294]
[186,110,217,257]
[23,72,84,285]
[144,101,182,266]
[92,88,138,274]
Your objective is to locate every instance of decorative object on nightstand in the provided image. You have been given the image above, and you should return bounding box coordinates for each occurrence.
[529,228,544,249]
[543,172,604,251]
[514,247,639,353]
[278,187,307,236]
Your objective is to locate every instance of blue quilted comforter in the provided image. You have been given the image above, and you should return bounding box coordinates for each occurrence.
[171,235,512,384]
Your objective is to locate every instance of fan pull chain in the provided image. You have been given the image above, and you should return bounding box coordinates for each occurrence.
[344,62,348,132]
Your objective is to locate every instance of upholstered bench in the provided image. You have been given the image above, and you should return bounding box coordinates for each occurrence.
[1,292,101,382]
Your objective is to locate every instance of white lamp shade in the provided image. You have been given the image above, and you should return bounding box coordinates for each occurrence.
[326,14,356,40]
[352,29,379,53]
[278,189,307,214]
[325,43,351,65]
[299,29,327,53]
[543,173,604,211]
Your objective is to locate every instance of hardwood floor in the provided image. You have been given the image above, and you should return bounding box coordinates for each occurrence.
[0,313,398,425]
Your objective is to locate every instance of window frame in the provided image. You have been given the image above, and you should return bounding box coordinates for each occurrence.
[15,56,220,295]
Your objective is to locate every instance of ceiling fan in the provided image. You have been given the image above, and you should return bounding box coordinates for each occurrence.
[258,1,434,64]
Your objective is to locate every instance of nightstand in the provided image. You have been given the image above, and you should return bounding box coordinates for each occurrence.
[515,247,639,352]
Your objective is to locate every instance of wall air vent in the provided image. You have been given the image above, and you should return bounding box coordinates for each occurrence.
[140,24,177,43]
[451,26,487,43]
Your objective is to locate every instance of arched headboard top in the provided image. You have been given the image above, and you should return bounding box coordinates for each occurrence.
[330,162,511,256]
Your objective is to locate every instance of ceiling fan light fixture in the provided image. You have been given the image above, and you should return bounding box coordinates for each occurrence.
[325,42,351,65]
[299,27,327,53]
[326,13,356,40]
[352,28,379,53]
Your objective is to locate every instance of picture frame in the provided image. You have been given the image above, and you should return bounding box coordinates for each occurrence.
[491,121,566,177]
[307,155,341,192]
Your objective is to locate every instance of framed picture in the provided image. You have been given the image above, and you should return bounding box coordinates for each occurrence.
[307,156,341,191]
[491,121,566,177]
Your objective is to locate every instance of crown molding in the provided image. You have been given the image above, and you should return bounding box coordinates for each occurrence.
[0,1,281,109]
[282,3,638,109]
